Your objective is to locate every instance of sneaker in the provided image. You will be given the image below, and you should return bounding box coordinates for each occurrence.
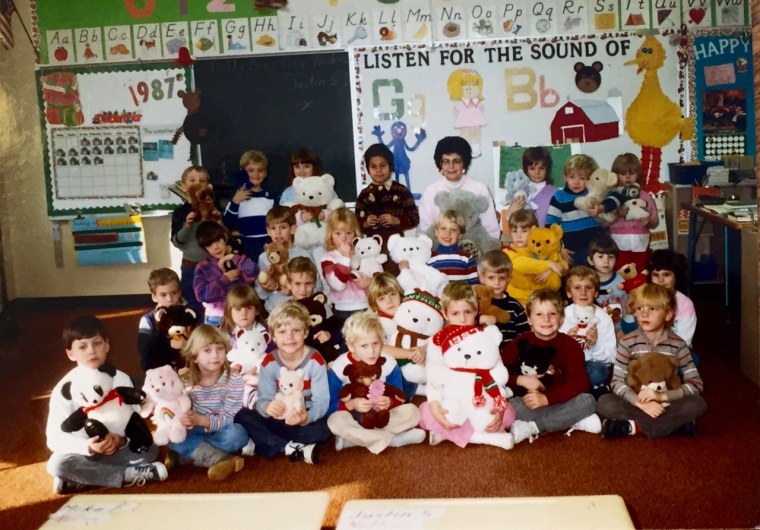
[428,430,444,446]
[123,462,168,487]
[207,456,245,481]
[389,428,426,448]
[52,476,91,495]
[673,420,699,437]
[590,384,610,400]
[601,419,633,439]
[285,441,319,464]
[565,414,602,436]
[510,420,540,445]
[241,439,256,456]
[334,437,357,452]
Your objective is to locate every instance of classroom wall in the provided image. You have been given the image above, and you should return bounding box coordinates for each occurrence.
[0,5,171,300]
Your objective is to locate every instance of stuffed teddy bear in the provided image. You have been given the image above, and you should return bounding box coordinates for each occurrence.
[339,358,406,429]
[388,289,445,389]
[617,263,648,292]
[573,168,618,225]
[152,305,197,370]
[172,89,210,155]
[626,352,681,394]
[505,224,567,304]
[435,325,512,448]
[257,241,289,290]
[274,367,306,422]
[187,183,221,223]
[507,337,556,397]
[431,189,501,259]
[351,235,387,277]
[298,292,340,360]
[473,284,511,324]
[61,364,153,454]
[387,233,448,297]
[502,170,530,205]
[572,305,598,350]
[141,365,192,445]
[290,173,345,249]
[227,326,270,409]
[621,184,650,222]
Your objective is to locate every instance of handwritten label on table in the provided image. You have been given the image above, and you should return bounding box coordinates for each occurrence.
[337,508,445,530]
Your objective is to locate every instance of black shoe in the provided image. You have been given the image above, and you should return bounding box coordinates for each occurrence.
[601,419,632,439]
[286,442,319,464]
[590,384,610,400]
[53,476,92,495]
[672,421,699,437]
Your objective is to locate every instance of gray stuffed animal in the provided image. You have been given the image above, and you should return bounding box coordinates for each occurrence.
[429,190,501,260]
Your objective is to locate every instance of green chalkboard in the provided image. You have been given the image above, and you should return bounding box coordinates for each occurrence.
[498,144,573,188]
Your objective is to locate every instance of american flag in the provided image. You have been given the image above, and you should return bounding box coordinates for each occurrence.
[0,0,15,51]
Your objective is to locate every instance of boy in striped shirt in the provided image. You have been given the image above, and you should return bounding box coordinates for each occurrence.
[427,210,478,284]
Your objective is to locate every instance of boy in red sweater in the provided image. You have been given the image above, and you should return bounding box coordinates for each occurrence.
[500,289,600,444]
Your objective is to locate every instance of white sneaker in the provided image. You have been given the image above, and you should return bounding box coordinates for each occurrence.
[284,441,319,464]
[389,428,426,448]
[241,439,256,456]
[123,462,168,486]
[428,430,444,446]
[510,420,540,445]
[565,414,602,437]
[334,437,356,452]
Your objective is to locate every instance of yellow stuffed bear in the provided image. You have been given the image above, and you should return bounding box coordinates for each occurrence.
[504,224,568,306]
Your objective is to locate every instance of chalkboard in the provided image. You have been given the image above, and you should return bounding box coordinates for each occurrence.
[194,51,357,202]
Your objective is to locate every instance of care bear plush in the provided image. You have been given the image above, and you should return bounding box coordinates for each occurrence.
[290,173,345,249]
[432,189,501,259]
[274,367,306,422]
[434,325,513,449]
[339,358,406,429]
[506,337,556,397]
[573,167,618,225]
[141,365,192,445]
[387,233,448,297]
[61,364,153,454]
[626,352,682,394]
[388,289,445,390]
[153,305,197,370]
[505,224,568,305]
[351,235,387,277]
[257,241,288,291]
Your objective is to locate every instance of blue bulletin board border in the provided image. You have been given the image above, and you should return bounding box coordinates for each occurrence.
[37,61,192,218]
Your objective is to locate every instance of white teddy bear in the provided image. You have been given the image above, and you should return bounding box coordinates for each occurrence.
[432,325,513,450]
[350,235,387,277]
[622,184,650,222]
[227,326,270,409]
[573,168,618,225]
[290,173,344,249]
[572,305,598,350]
[274,367,306,422]
[387,233,448,297]
[388,289,445,392]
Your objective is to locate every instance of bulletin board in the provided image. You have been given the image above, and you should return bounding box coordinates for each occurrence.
[690,29,755,160]
[38,62,192,217]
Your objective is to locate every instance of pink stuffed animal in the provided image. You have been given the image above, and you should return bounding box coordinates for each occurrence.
[141,365,191,445]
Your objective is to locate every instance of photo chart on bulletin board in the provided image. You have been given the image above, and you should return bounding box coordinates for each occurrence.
[38,62,192,218]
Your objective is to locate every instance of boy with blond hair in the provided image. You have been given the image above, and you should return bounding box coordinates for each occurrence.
[598,284,706,439]
[327,312,424,453]
[545,154,623,265]
[234,301,331,464]
[223,149,277,260]
[477,250,529,348]
[501,290,601,444]
[427,210,478,284]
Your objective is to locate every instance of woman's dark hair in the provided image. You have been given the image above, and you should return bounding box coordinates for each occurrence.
[363,143,394,173]
[433,136,472,171]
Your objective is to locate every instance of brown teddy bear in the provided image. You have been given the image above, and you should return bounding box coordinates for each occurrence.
[172,89,209,150]
[626,352,682,394]
[473,284,511,324]
[339,358,406,429]
[257,241,288,290]
[187,183,221,223]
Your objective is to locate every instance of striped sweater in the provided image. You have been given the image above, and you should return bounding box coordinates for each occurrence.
[188,371,244,432]
[611,328,703,405]
[427,244,478,284]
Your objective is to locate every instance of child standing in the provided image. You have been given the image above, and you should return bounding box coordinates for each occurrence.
[559,266,617,398]
[47,316,166,494]
[609,153,658,273]
[279,147,323,206]
[194,221,258,327]
[355,143,419,251]
[545,154,622,266]
[597,284,706,438]
[476,250,530,348]
[171,166,211,315]
[427,210,478,284]
[137,268,186,371]
[223,150,277,260]
[168,325,251,480]
[327,312,425,453]
[320,208,371,325]
[503,147,556,228]
[588,235,635,337]
[647,250,696,348]
[503,210,566,306]
[501,290,601,445]
[234,301,332,464]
